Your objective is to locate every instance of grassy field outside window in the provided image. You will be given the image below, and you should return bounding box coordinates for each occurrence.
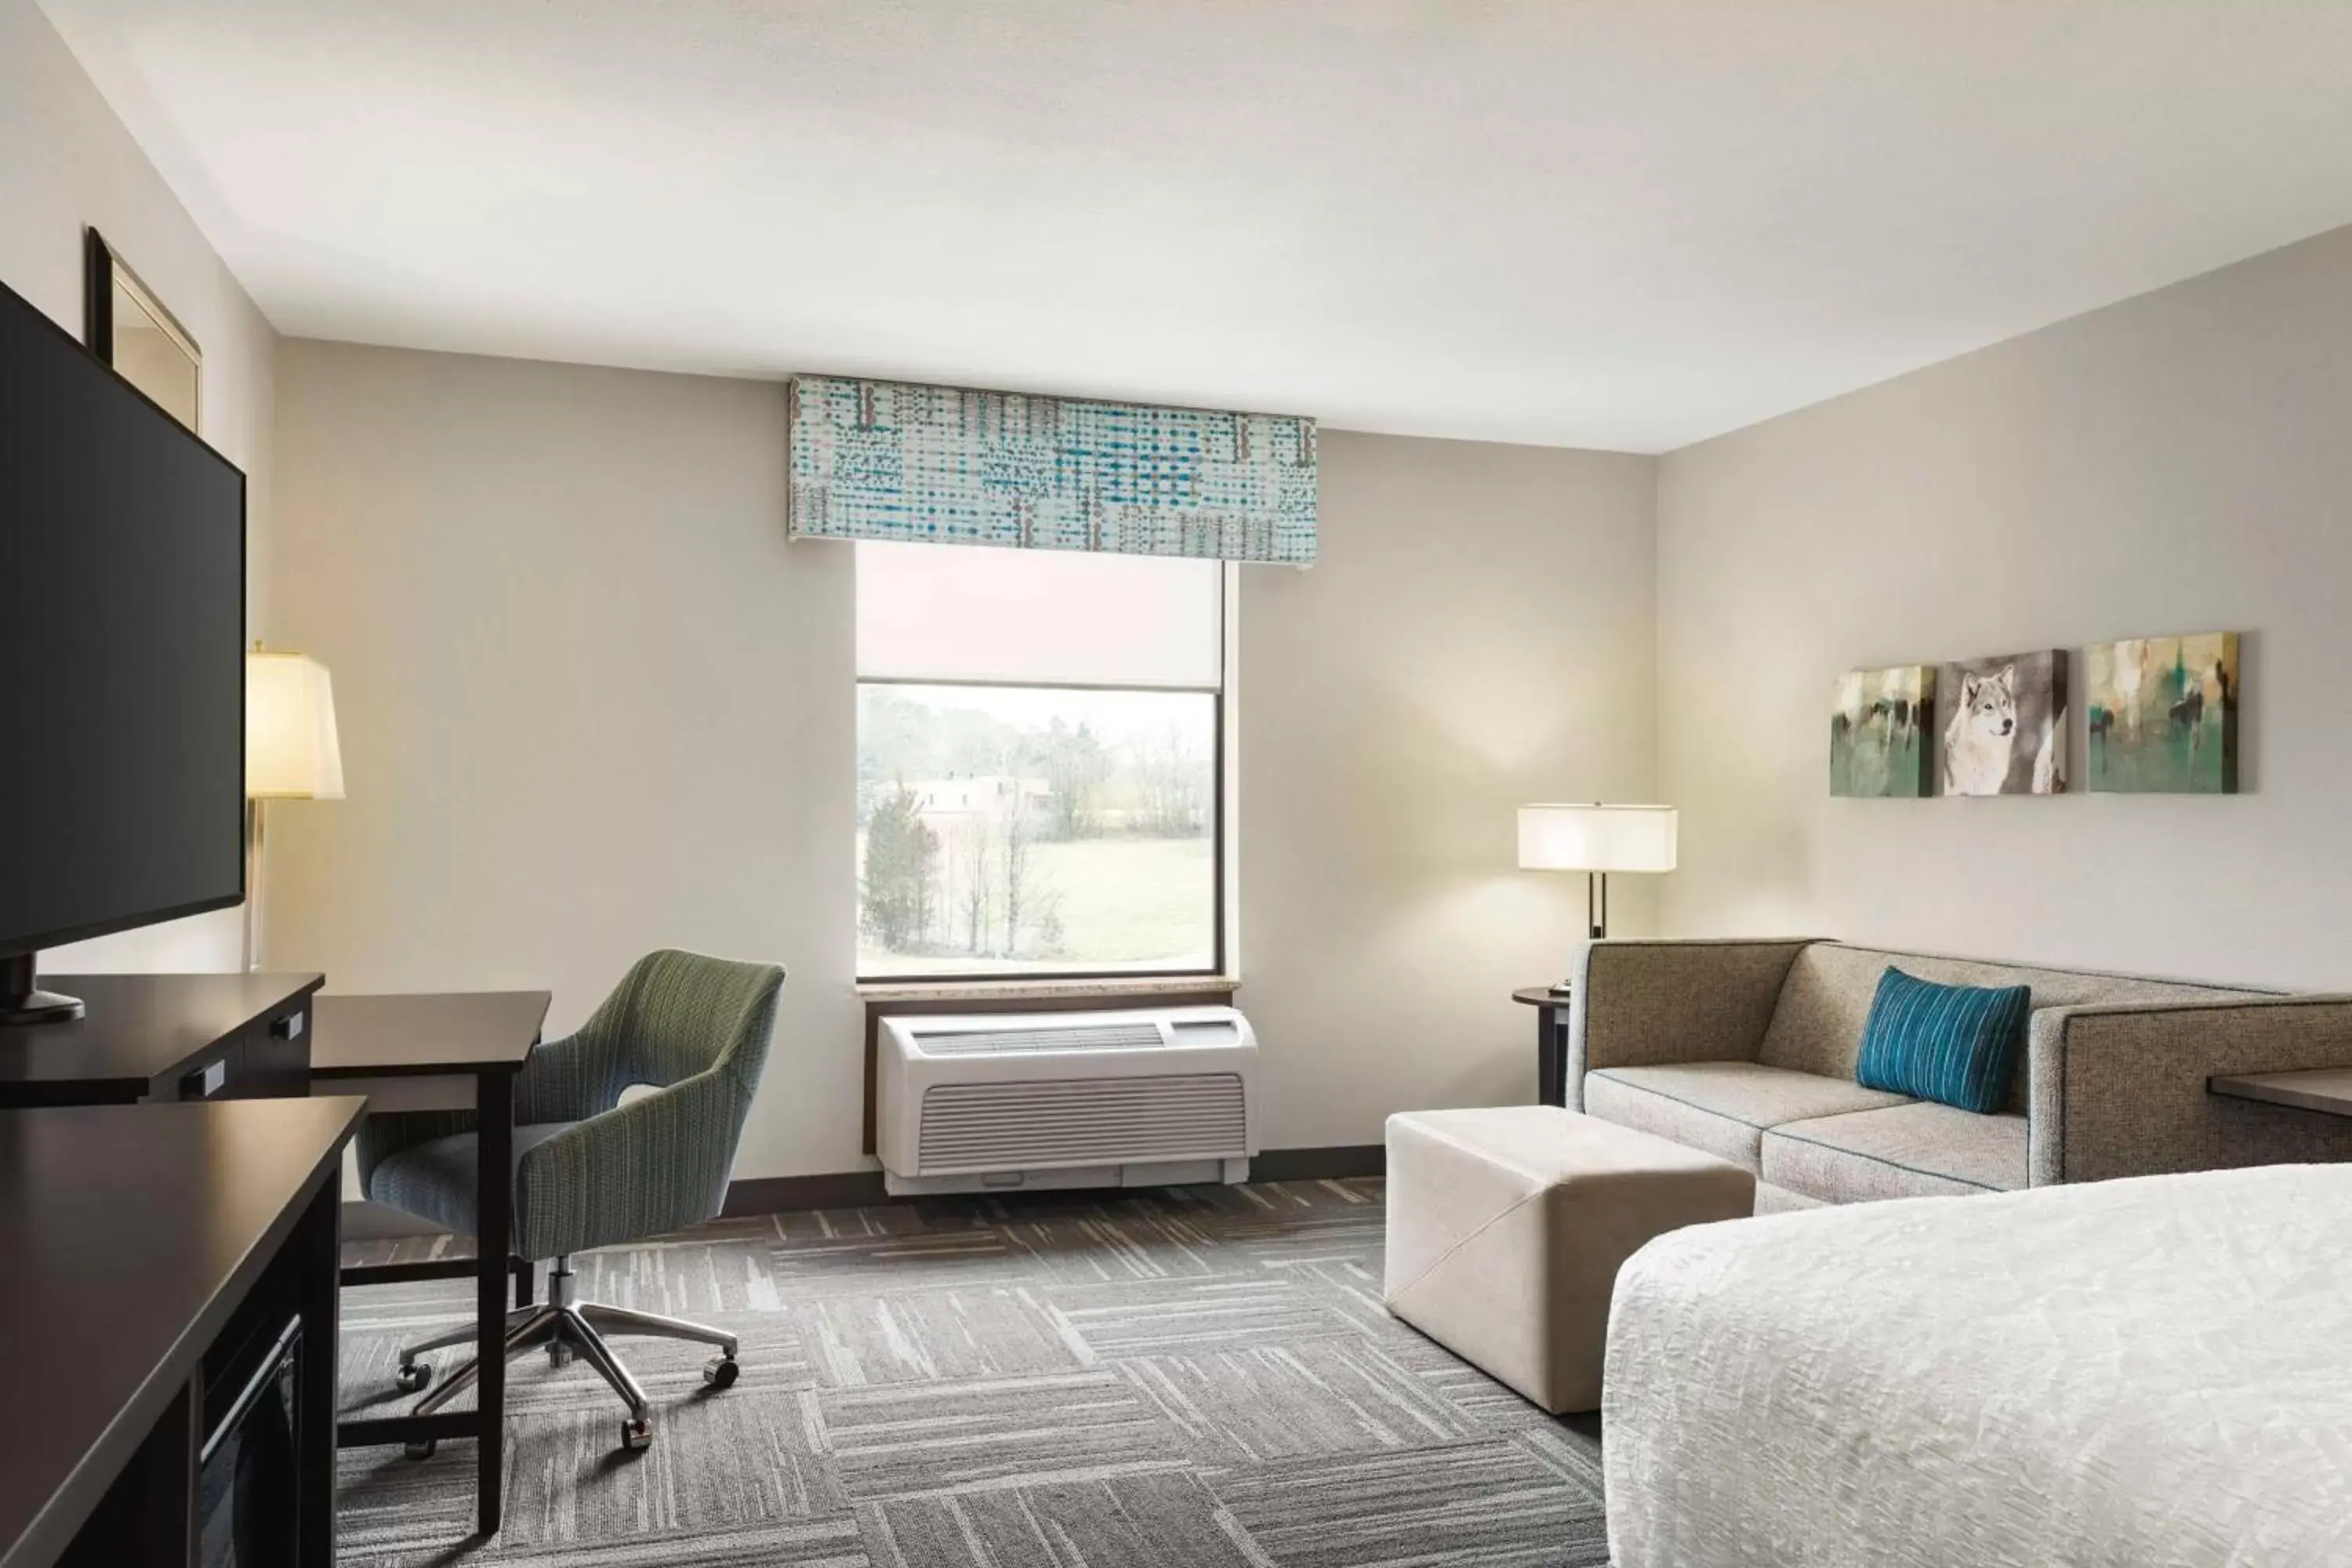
[857,682,1217,978]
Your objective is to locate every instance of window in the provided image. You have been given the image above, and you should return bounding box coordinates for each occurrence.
[855,542,1227,979]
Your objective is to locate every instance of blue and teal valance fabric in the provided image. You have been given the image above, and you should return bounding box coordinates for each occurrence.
[788,376,1318,565]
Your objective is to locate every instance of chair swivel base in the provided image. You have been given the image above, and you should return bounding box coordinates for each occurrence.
[394,1255,737,1457]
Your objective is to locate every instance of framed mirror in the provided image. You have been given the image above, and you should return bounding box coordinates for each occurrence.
[85,227,201,432]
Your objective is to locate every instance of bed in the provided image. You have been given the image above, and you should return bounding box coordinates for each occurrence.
[1604,1163,2352,1567]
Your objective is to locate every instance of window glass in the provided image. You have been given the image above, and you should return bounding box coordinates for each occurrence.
[855,542,1225,978]
[857,684,1216,976]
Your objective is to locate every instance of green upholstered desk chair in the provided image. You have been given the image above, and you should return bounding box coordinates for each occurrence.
[358,948,785,1454]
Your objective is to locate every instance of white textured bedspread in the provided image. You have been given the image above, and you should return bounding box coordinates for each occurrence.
[1605,1164,2352,1568]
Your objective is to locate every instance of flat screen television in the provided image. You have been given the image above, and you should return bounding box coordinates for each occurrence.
[0,275,245,1023]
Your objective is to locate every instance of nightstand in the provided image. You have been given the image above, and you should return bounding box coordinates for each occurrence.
[1512,985,1573,1108]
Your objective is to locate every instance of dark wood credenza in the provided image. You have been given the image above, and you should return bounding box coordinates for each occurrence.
[0,1096,361,1568]
[2,974,550,1544]
[0,972,343,1568]
[0,971,324,1109]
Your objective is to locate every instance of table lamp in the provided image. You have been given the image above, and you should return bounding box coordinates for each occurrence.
[1518,803,1677,992]
[245,648,344,970]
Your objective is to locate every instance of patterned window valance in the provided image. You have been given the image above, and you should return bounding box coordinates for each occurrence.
[788,376,1318,566]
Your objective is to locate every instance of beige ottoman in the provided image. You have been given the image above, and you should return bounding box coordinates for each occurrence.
[1383,1105,1754,1414]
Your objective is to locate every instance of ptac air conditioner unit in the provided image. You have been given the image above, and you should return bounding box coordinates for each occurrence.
[875,1006,1258,1196]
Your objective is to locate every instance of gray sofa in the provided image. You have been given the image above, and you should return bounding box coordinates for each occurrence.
[1566,938,2352,1211]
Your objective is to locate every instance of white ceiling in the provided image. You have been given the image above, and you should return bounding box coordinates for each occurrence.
[40,0,2352,452]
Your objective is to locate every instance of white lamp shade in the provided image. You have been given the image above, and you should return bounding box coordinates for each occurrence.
[1518,804,1676,873]
[246,652,345,800]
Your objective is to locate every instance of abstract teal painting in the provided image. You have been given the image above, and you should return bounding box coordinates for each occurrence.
[2087,633,2239,793]
[1831,666,1936,797]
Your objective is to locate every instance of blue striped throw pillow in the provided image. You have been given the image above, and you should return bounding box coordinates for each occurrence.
[1853,967,2031,1115]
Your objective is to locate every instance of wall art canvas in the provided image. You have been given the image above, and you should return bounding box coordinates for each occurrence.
[1831,665,1936,797]
[1940,650,2067,796]
[2086,632,2240,793]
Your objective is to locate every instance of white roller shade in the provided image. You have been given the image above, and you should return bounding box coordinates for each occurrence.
[855,540,1222,688]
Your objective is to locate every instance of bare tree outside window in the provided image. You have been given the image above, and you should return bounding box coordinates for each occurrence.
[1135,723,1209,837]
[1040,719,1108,840]
[957,811,993,959]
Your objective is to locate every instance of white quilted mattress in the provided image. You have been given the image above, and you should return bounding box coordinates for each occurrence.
[1604,1163,2352,1568]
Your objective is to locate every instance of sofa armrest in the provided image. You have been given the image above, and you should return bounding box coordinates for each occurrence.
[2027,996,2352,1185]
[1566,938,1817,1108]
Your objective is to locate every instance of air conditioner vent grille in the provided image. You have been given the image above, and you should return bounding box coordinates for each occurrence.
[917,1073,1245,1174]
[912,1023,1164,1057]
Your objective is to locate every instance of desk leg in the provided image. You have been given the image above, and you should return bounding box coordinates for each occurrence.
[474,1070,512,1537]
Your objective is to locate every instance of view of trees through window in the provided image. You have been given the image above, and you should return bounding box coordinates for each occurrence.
[857,683,1217,975]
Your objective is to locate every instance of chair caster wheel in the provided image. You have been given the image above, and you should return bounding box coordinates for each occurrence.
[395,1361,432,1395]
[403,1439,437,1461]
[703,1355,739,1390]
[549,1339,575,1368]
[620,1418,652,1453]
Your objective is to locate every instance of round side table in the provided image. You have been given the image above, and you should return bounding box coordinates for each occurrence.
[1512,985,1573,1108]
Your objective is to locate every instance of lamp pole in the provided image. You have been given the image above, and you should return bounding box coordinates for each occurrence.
[244,797,266,971]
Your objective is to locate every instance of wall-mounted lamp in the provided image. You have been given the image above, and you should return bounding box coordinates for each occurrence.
[245,648,344,970]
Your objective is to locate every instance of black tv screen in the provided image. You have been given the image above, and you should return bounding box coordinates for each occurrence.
[0,278,245,956]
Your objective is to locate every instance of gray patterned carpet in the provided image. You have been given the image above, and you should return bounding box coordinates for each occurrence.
[336,1178,1610,1566]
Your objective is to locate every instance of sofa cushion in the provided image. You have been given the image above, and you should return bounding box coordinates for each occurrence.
[1755,943,2263,1105]
[1584,1062,1913,1173]
[1762,1102,2029,1203]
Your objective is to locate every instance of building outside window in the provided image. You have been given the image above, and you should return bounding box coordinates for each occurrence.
[854,541,1227,979]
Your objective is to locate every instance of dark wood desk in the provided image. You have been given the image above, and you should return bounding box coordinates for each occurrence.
[0,972,323,1107]
[2209,1066,2352,1117]
[1512,985,1574,1108]
[311,991,550,1539]
[0,1097,362,1568]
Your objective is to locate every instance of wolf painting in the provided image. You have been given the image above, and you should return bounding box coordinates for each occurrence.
[1940,650,2067,796]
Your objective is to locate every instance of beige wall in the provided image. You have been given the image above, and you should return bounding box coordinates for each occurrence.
[1241,433,1660,1144]
[268,346,1660,1175]
[268,343,864,1178]
[1657,223,2352,989]
[3,0,278,973]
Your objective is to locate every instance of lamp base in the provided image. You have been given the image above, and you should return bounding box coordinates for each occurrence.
[0,953,82,1025]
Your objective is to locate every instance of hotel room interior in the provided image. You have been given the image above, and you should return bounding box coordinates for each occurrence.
[4,3,2351,1565]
